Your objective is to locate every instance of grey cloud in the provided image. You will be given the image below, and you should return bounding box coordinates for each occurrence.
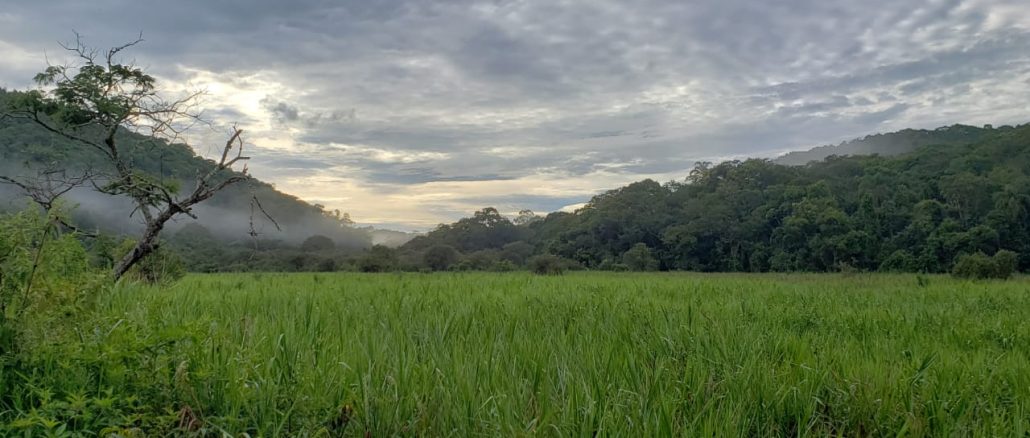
[262,98,300,123]
[1,0,1029,227]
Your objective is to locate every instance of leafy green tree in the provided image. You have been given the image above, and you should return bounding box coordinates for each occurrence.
[400,127,1030,276]
[358,245,398,273]
[423,245,459,271]
[514,209,542,226]
[301,235,336,252]
[499,241,534,266]
[879,250,919,272]
[405,207,521,253]
[622,243,659,271]
[991,250,1019,279]
[528,254,568,275]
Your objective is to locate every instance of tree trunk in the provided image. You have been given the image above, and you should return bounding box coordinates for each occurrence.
[112,219,166,280]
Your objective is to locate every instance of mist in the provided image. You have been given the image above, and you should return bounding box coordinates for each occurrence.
[0,167,375,250]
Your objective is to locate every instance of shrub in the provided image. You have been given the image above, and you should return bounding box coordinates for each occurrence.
[597,258,629,271]
[301,235,336,252]
[879,250,918,272]
[499,241,535,266]
[463,249,502,271]
[952,252,995,279]
[491,259,517,272]
[622,243,659,271]
[316,256,337,272]
[529,254,565,275]
[423,245,460,271]
[0,208,108,355]
[952,250,1019,279]
[358,245,398,272]
[991,250,1018,279]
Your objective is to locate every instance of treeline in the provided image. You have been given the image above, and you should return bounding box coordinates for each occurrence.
[397,123,1030,274]
[5,78,1028,275]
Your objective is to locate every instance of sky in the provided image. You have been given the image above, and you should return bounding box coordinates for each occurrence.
[1,0,1029,230]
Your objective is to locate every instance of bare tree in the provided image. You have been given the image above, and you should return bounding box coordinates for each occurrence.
[0,164,94,234]
[2,34,252,280]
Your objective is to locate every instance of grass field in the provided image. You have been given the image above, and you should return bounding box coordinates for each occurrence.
[8,272,1030,436]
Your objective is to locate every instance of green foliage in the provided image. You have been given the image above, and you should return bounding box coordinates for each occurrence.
[597,258,630,271]
[404,123,1030,275]
[300,234,336,252]
[879,250,920,272]
[0,208,108,355]
[422,245,459,271]
[775,124,999,165]
[7,78,1030,276]
[499,241,534,265]
[357,245,398,272]
[6,272,1030,435]
[952,250,1019,279]
[992,250,1019,279]
[622,243,659,271]
[528,254,577,275]
[405,207,522,253]
[115,239,186,284]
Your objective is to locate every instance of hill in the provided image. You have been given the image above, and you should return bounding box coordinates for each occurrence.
[401,123,1030,273]
[0,88,373,265]
[5,82,1028,274]
[773,124,1003,165]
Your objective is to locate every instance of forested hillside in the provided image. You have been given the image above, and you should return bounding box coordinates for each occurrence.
[774,124,998,165]
[5,84,1027,274]
[0,88,375,271]
[403,123,1030,273]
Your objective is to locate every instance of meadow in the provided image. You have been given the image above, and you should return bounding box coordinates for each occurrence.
[7,272,1030,436]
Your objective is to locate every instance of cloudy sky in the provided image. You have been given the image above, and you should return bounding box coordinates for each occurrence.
[1,0,1029,230]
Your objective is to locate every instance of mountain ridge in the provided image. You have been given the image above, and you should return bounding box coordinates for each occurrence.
[773,123,1005,165]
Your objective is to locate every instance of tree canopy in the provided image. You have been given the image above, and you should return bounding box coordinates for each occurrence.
[402,123,1030,274]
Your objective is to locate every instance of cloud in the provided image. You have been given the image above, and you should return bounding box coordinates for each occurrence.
[261,98,300,123]
[1,0,1028,229]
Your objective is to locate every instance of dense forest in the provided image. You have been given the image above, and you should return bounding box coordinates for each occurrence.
[3,84,1028,274]
[402,123,1030,274]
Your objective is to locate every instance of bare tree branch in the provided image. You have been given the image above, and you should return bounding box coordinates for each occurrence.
[1,35,265,280]
[0,167,96,237]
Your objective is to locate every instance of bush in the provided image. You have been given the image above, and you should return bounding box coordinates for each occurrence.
[358,245,398,273]
[879,250,918,272]
[622,243,659,271]
[952,252,994,279]
[423,245,459,271]
[529,254,576,275]
[0,208,108,355]
[597,258,629,271]
[301,234,336,252]
[316,256,337,272]
[991,250,1018,279]
[499,241,534,266]
[952,250,1019,279]
[491,259,517,272]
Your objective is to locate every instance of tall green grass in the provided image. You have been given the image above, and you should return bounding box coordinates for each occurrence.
[9,273,1030,435]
